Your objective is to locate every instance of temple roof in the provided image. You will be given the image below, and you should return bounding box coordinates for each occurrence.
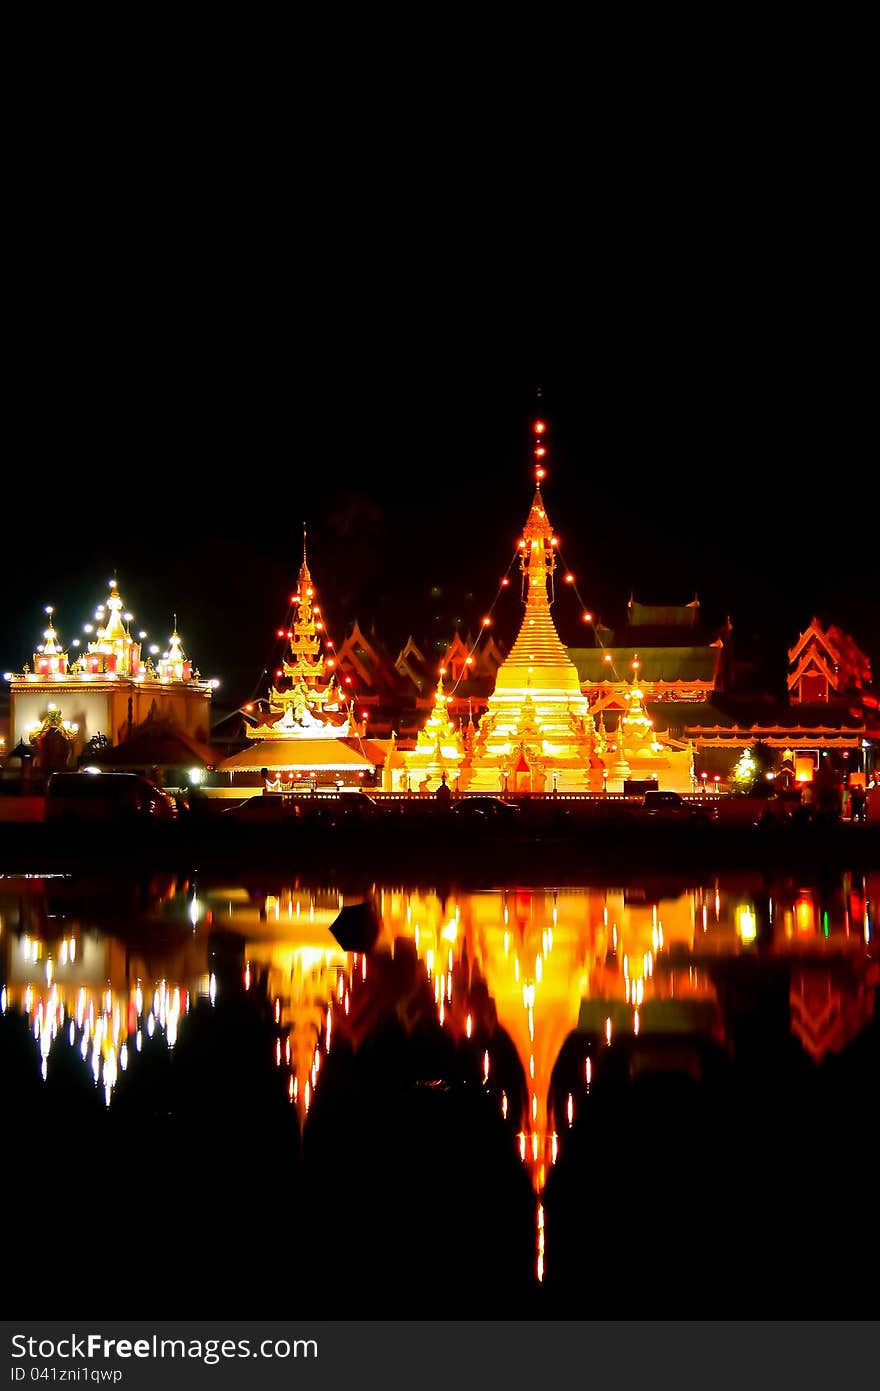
[627,599,701,629]
[92,724,218,769]
[218,738,378,772]
[571,647,720,684]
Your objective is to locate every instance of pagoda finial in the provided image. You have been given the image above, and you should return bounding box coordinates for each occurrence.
[532,412,548,488]
[303,523,308,566]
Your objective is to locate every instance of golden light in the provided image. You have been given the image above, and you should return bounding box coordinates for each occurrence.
[535,467,547,480]
[535,446,547,457]
[564,573,575,583]
[534,421,546,434]
[482,617,492,627]
[736,905,757,943]
[603,653,612,663]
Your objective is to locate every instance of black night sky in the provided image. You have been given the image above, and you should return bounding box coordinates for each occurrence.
[4,177,878,713]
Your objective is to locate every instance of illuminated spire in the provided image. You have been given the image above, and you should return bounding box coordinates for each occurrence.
[86,579,141,677]
[258,529,340,735]
[453,414,602,794]
[157,616,191,683]
[102,578,128,643]
[32,606,69,676]
[496,423,578,689]
[167,616,184,664]
[404,670,466,787]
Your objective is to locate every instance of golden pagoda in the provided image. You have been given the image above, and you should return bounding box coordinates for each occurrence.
[404,672,467,791]
[247,529,351,741]
[603,675,694,793]
[219,530,380,792]
[464,422,602,793]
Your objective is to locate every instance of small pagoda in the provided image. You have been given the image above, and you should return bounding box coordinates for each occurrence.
[404,673,467,791]
[601,677,694,792]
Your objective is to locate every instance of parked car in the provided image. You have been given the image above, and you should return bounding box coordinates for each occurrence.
[715,786,802,827]
[45,771,178,823]
[450,796,522,821]
[221,795,302,823]
[633,791,715,826]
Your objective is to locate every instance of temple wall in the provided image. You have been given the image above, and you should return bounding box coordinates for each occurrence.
[11,683,212,754]
[11,688,111,757]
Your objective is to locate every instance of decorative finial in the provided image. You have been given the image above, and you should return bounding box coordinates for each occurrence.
[533,414,548,486]
[303,523,308,565]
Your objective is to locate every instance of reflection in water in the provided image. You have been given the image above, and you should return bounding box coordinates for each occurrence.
[1,869,877,1306]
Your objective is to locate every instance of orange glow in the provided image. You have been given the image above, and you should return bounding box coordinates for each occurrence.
[482,617,492,627]
[535,446,547,457]
[465,656,474,666]
[535,466,546,480]
[582,612,592,623]
[603,653,612,663]
[244,703,254,712]
[564,573,575,584]
[534,421,546,434]
[501,577,510,586]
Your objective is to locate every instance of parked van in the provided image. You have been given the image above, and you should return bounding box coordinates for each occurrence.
[45,771,177,824]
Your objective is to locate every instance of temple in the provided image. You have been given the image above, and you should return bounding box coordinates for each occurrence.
[217,532,384,793]
[404,420,693,793]
[5,579,213,764]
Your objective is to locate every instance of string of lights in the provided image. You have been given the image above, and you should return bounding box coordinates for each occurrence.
[445,414,627,701]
